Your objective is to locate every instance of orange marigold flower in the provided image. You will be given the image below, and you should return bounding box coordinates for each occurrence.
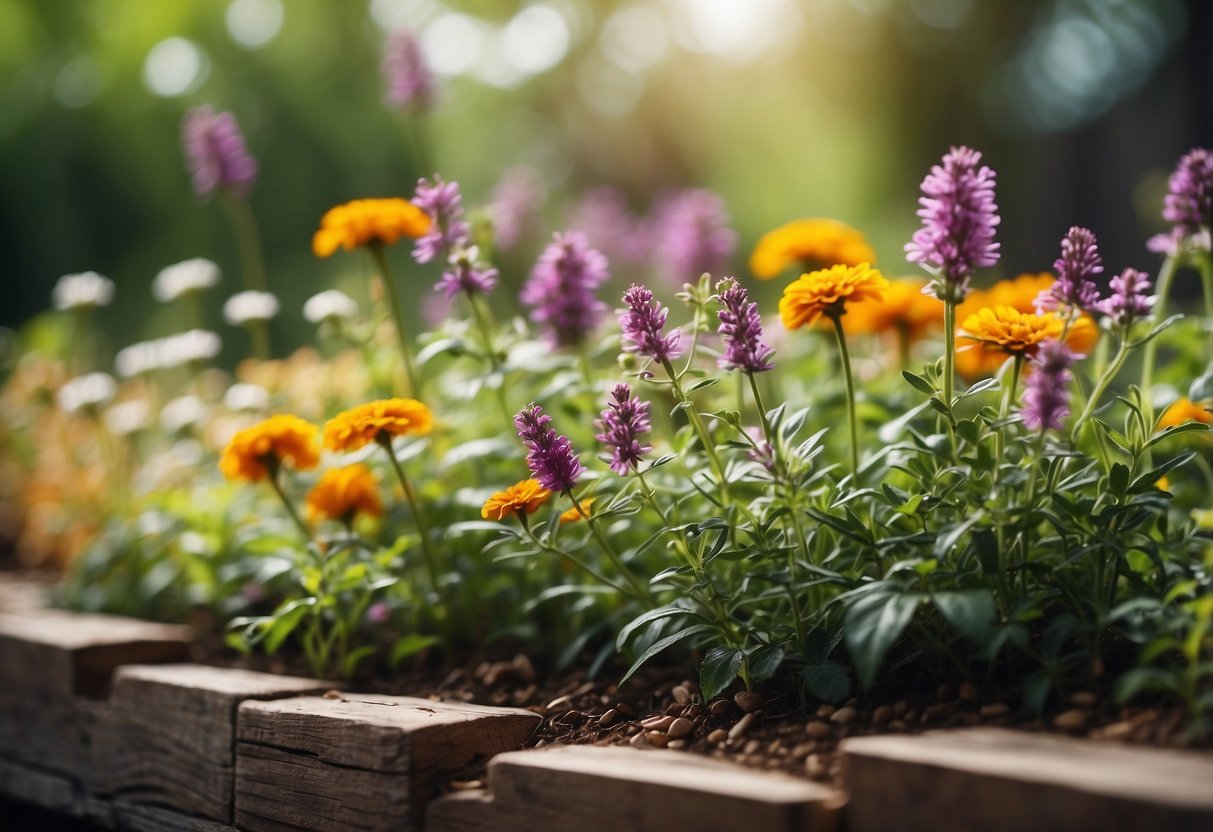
[959,306,1065,356]
[779,263,889,330]
[750,218,876,279]
[323,398,434,452]
[559,498,595,524]
[312,198,431,258]
[481,479,552,520]
[306,464,383,524]
[219,414,320,483]
[841,277,944,339]
[1157,398,1213,429]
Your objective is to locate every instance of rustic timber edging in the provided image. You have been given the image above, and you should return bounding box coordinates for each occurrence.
[2,585,1212,831]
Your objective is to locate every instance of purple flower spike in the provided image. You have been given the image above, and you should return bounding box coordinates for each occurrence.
[653,189,737,285]
[490,167,544,251]
[1019,340,1077,433]
[521,231,610,349]
[436,246,498,300]
[1163,148,1213,239]
[905,145,1001,301]
[619,284,683,364]
[571,187,651,267]
[1038,226,1103,313]
[715,277,774,374]
[596,384,652,475]
[515,403,584,493]
[182,106,258,200]
[412,176,471,265]
[1099,267,1154,327]
[382,29,435,110]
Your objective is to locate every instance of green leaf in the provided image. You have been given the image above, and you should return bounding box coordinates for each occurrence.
[390,634,441,667]
[264,597,317,654]
[1114,667,1177,703]
[1108,462,1130,498]
[699,646,744,700]
[901,370,935,396]
[1145,421,1213,449]
[620,624,715,685]
[933,589,995,644]
[748,644,786,680]
[800,662,851,703]
[844,589,923,688]
[342,645,377,678]
[616,606,701,650]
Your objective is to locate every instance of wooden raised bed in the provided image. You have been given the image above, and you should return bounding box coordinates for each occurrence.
[2,580,1212,831]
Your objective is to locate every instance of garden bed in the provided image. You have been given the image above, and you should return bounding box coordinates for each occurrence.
[2,577,1211,832]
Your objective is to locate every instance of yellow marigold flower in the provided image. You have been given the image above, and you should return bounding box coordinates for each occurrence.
[780,263,889,330]
[559,498,595,524]
[751,218,876,279]
[481,479,552,520]
[219,414,320,483]
[841,277,944,339]
[323,398,434,452]
[959,306,1065,356]
[312,198,431,258]
[306,464,383,524]
[1158,398,1213,429]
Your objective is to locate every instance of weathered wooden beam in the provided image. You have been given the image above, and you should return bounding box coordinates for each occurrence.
[234,694,542,832]
[426,745,842,832]
[841,728,1213,832]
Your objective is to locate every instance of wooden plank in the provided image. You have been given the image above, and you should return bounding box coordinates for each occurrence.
[0,575,49,612]
[426,745,841,832]
[112,802,237,832]
[235,694,541,832]
[0,757,78,814]
[99,664,331,824]
[841,728,1213,832]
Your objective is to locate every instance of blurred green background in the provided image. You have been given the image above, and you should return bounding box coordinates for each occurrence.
[0,0,1208,362]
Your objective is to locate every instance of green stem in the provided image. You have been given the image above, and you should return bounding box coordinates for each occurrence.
[466,291,512,421]
[369,245,422,396]
[748,371,774,444]
[221,192,268,293]
[1201,251,1213,354]
[247,319,271,360]
[570,492,651,601]
[829,314,860,479]
[267,465,311,542]
[1074,335,1131,435]
[1140,254,1179,425]
[380,436,440,593]
[994,353,1024,465]
[520,518,628,596]
[662,358,729,500]
[944,296,956,407]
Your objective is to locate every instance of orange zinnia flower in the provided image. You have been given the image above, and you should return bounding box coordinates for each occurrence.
[481,479,552,520]
[312,198,431,258]
[306,464,383,524]
[1157,398,1213,429]
[559,498,595,524]
[750,218,876,279]
[780,263,889,330]
[323,398,434,453]
[842,277,944,340]
[219,414,320,482]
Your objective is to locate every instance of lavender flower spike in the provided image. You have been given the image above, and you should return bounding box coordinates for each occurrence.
[515,403,584,493]
[382,29,435,110]
[182,106,258,200]
[521,231,610,349]
[905,145,1000,301]
[1019,340,1077,432]
[715,277,774,374]
[1099,267,1154,328]
[1163,148,1213,239]
[436,246,498,299]
[1038,226,1103,313]
[654,189,737,285]
[412,176,471,264]
[596,384,653,475]
[619,284,683,364]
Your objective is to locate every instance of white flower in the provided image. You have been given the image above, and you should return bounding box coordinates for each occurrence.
[303,289,359,324]
[52,272,114,311]
[153,258,220,303]
[224,291,280,326]
[105,400,151,436]
[223,382,269,412]
[160,395,208,434]
[115,340,166,378]
[57,372,117,413]
[160,329,222,369]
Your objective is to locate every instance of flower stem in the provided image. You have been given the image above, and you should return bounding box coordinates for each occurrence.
[944,297,957,406]
[380,437,440,592]
[570,492,651,601]
[661,358,730,501]
[994,353,1024,466]
[1200,251,1213,354]
[829,314,860,479]
[747,371,774,444]
[369,244,422,396]
[247,319,271,360]
[1074,335,1131,435]
[1140,254,1178,424]
[520,518,629,597]
[466,290,512,422]
[267,467,311,542]
[221,192,268,293]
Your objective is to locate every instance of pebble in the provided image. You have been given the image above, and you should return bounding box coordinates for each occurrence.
[816,704,836,719]
[735,691,766,713]
[921,702,955,723]
[449,779,484,791]
[511,654,536,684]
[672,685,693,705]
[667,739,687,750]
[707,728,729,745]
[545,695,573,714]
[893,700,909,717]
[1069,691,1097,708]
[806,720,832,739]
[710,699,734,717]
[665,703,683,716]
[888,720,907,732]
[805,754,828,779]
[980,703,1010,718]
[598,709,619,728]
[729,712,755,741]
[1054,709,1088,731]
[667,717,694,740]
[830,706,858,726]
[790,743,814,759]
[743,739,761,755]
[872,705,894,727]
[682,704,703,720]
[959,681,979,702]
[1101,721,1133,739]
[629,732,650,748]
[641,715,675,731]
[936,682,958,702]
[646,732,669,749]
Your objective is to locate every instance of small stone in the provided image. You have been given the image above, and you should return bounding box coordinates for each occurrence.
[922,702,955,723]
[872,705,894,727]
[959,681,979,702]
[629,732,650,748]
[743,739,761,755]
[665,703,683,716]
[682,704,703,719]
[511,654,536,683]
[545,695,572,714]
[710,699,734,717]
[816,704,836,719]
[1069,691,1097,708]
[598,708,620,728]
[893,700,909,717]
[805,754,827,779]
[641,715,675,731]
[646,732,669,748]
[735,691,765,713]
[667,717,694,740]
[1101,721,1133,739]
[830,706,858,726]
[667,739,686,750]
[484,661,516,686]
[729,712,755,741]
[790,743,813,759]
[806,720,832,739]
[888,720,907,732]
[615,703,635,717]
[707,728,729,745]
[936,682,958,702]
[980,703,1010,718]
[1054,709,1088,731]
[449,779,483,791]
[672,685,693,705]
